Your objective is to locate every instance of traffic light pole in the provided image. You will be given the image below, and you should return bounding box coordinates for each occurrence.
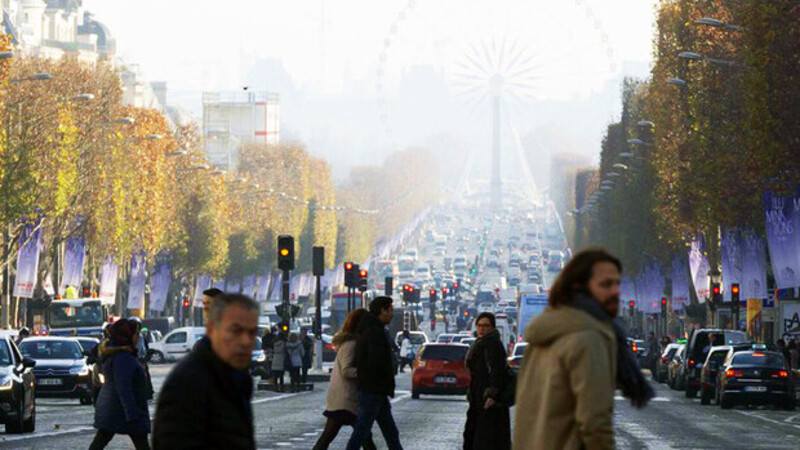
[281,268,290,328]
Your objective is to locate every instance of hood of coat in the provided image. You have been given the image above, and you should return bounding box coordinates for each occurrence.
[525,304,614,347]
[99,339,136,358]
[285,341,302,351]
[332,332,356,348]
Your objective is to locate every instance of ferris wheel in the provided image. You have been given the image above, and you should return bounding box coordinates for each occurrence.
[375,0,618,197]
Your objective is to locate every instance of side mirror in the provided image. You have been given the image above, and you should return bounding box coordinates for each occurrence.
[22,357,36,369]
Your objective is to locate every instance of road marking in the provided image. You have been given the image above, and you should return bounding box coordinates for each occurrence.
[784,413,800,423]
[734,410,800,430]
[252,391,312,404]
[391,393,411,404]
[302,432,318,436]
[0,426,95,442]
[615,395,670,402]
[616,421,676,450]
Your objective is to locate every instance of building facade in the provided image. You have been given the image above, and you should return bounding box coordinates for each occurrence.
[202,91,280,169]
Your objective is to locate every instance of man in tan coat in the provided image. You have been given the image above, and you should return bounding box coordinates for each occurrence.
[514,248,621,450]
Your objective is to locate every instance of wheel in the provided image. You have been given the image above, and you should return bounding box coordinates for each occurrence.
[23,403,35,433]
[700,386,711,405]
[720,394,734,410]
[5,397,25,434]
[149,351,165,364]
[411,390,420,399]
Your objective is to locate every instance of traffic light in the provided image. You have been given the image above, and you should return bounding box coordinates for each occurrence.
[430,319,436,329]
[183,299,191,308]
[278,321,289,333]
[731,283,740,313]
[344,262,357,288]
[402,285,411,303]
[429,289,437,301]
[661,297,667,314]
[442,287,449,299]
[82,284,91,297]
[277,235,295,271]
[628,300,635,316]
[358,269,368,292]
[711,282,722,305]
[385,276,393,296]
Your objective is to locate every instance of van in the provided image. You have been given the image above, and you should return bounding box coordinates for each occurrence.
[682,328,749,398]
[148,326,206,363]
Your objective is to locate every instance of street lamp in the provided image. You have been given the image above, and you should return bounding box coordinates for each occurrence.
[619,152,633,159]
[0,52,13,59]
[146,134,163,140]
[60,93,94,103]
[166,149,187,158]
[10,72,53,84]
[695,17,743,31]
[668,77,688,86]
[627,138,652,147]
[607,172,620,177]
[637,120,654,128]
[114,117,135,125]
[612,163,628,170]
[678,51,740,67]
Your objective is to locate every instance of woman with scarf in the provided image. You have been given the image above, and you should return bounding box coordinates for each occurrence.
[90,318,151,450]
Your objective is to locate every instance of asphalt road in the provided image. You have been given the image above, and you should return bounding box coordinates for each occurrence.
[3,362,800,449]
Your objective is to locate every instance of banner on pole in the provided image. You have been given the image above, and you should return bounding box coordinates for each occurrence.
[149,260,171,313]
[60,235,86,293]
[99,257,118,301]
[127,252,147,310]
[13,226,42,299]
[764,191,800,289]
[671,256,689,311]
[689,236,711,303]
[193,275,211,307]
[741,231,768,300]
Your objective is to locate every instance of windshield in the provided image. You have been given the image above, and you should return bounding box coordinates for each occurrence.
[20,340,83,360]
[49,302,105,328]
[731,352,785,367]
[514,344,528,356]
[421,345,469,361]
[0,340,11,365]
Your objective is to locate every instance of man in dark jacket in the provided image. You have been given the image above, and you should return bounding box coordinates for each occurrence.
[346,296,403,450]
[300,328,313,382]
[153,294,259,450]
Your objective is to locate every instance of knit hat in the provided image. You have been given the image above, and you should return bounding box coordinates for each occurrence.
[110,318,140,346]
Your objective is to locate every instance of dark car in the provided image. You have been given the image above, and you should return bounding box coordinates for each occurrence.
[655,343,681,383]
[412,344,470,399]
[699,345,732,405]
[716,348,795,410]
[684,329,749,398]
[18,337,94,405]
[250,336,269,378]
[507,342,528,375]
[0,334,36,433]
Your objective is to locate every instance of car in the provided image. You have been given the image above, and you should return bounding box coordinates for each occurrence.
[0,334,36,433]
[699,345,733,405]
[460,338,476,346]
[412,343,471,399]
[450,335,470,344]
[655,343,681,383]
[75,337,102,402]
[668,344,686,390]
[436,333,457,344]
[683,329,749,398]
[321,334,337,363]
[395,331,429,357]
[18,337,94,405]
[716,348,795,410]
[507,342,528,374]
[627,338,647,365]
[148,326,206,363]
[250,336,269,378]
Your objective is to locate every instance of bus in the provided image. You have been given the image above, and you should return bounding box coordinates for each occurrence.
[516,293,548,341]
[47,297,116,338]
[373,260,397,291]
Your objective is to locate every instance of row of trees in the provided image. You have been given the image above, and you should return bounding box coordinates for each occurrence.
[569,0,800,277]
[0,41,440,309]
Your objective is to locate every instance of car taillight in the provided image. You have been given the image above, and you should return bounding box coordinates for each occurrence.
[417,359,426,369]
[725,369,743,378]
[688,358,696,368]
[770,370,789,378]
[324,343,336,352]
[661,356,669,364]
[509,359,519,367]
[632,343,638,353]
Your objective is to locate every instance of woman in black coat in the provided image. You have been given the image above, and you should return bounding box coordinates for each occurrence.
[463,312,510,450]
[90,318,151,450]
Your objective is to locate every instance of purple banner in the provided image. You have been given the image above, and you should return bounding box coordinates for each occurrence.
[193,275,211,306]
[689,236,711,303]
[256,272,271,302]
[99,257,118,301]
[671,256,689,311]
[741,231,768,299]
[242,275,256,298]
[149,260,171,313]
[226,279,241,294]
[721,228,743,302]
[60,235,86,293]
[212,279,225,291]
[269,271,282,301]
[13,226,42,299]
[764,191,800,289]
[621,275,636,309]
[127,252,147,310]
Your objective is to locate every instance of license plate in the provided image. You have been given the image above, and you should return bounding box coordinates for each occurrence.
[744,386,767,392]
[38,378,62,386]
[434,376,457,384]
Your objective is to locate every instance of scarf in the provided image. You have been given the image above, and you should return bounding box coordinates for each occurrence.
[572,294,654,409]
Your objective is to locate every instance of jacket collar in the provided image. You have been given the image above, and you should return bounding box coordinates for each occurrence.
[193,336,253,415]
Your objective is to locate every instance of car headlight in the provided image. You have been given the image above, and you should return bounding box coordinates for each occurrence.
[0,377,12,391]
[70,366,90,376]
[98,373,105,384]
[256,353,266,363]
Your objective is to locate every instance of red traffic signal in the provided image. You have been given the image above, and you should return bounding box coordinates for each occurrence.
[403,285,410,291]
[183,300,191,308]
[345,262,354,271]
[409,287,414,293]
[429,289,436,296]
[731,284,740,295]
[661,297,667,306]
[359,270,368,278]
[442,287,449,294]
[628,300,635,308]
[712,284,721,295]
[452,283,458,289]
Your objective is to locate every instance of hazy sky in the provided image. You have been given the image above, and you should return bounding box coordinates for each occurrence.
[84,0,659,101]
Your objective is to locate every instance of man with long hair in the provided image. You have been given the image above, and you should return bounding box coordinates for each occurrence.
[514,248,652,450]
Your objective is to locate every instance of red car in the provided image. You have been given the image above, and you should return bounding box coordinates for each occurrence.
[412,343,470,399]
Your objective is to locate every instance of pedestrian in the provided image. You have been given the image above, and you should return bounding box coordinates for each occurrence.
[129,317,154,401]
[262,327,275,382]
[514,248,651,450]
[301,328,314,382]
[272,332,287,388]
[647,332,660,373]
[462,312,510,450]
[14,326,30,346]
[152,294,259,449]
[89,318,151,450]
[346,296,403,450]
[192,287,224,352]
[286,332,305,391]
[789,339,799,370]
[313,308,377,450]
[399,330,413,373]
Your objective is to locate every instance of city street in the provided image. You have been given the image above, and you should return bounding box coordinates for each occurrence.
[4,363,800,449]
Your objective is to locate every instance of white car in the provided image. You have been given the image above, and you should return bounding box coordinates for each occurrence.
[148,327,206,363]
